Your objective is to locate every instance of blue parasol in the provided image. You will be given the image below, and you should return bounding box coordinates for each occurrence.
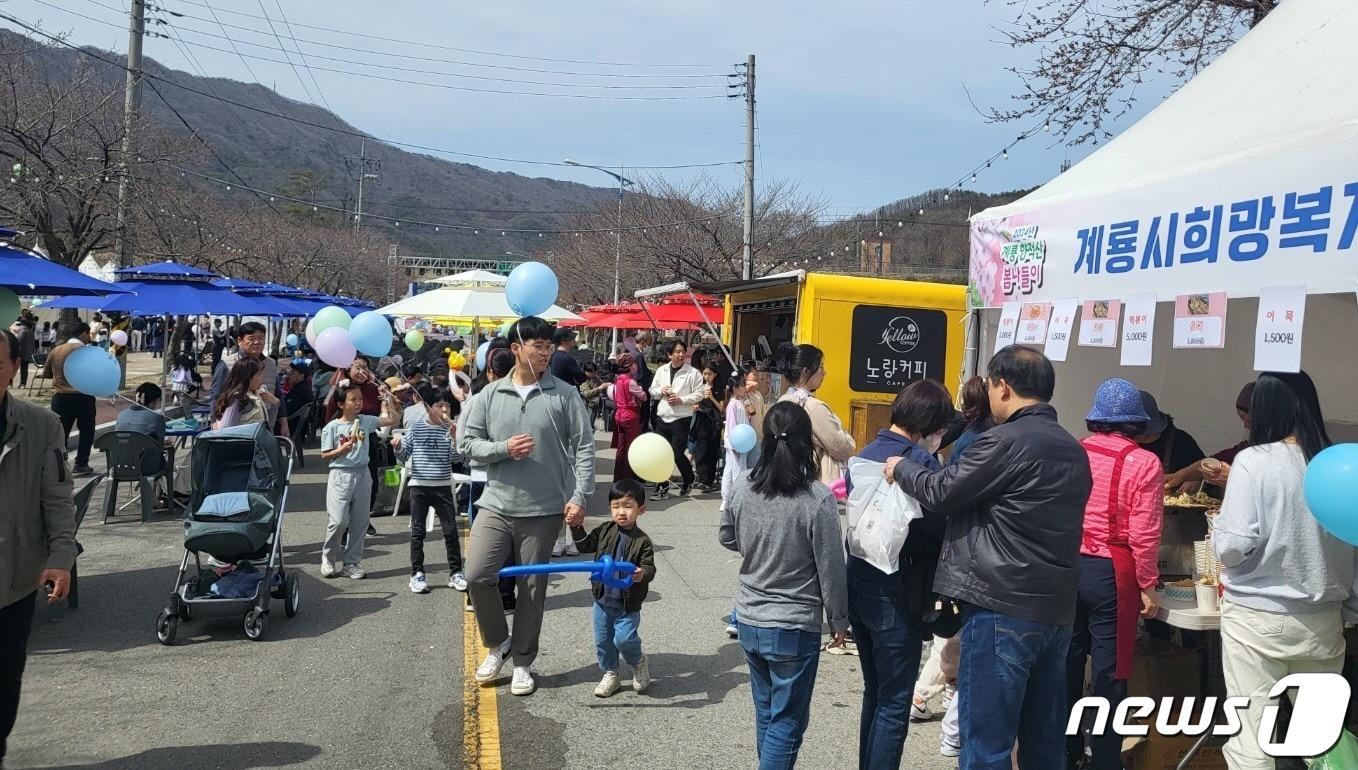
[0,233,129,296]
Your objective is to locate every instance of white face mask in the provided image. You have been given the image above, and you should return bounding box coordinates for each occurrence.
[920,430,945,455]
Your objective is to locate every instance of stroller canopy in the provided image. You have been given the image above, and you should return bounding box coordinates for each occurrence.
[189,423,286,511]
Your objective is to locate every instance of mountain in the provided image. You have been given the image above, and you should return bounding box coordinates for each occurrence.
[2,29,611,257]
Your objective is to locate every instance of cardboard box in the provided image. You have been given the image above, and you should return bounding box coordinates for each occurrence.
[1124,733,1226,770]
[1128,644,1202,700]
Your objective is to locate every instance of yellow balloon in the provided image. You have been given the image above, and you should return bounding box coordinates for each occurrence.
[628,433,675,484]
[447,350,467,371]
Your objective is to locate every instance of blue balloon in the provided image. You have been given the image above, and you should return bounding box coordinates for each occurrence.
[285,333,299,348]
[505,261,559,317]
[348,311,393,357]
[1305,444,1358,545]
[499,554,636,590]
[729,423,757,454]
[65,345,120,398]
[475,340,491,371]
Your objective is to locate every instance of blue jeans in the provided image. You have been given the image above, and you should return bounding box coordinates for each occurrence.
[593,602,643,672]
[958,606,1072,770]
[847,576,924,770]
[738,622,821,770]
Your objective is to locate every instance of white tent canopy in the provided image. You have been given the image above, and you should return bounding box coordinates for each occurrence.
[966,0,1358,451]
[970,0,1358,307]
[428,269,508,288]
[376,286,581,322]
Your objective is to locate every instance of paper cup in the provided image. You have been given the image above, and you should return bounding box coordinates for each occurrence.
[1195,584,1219,612]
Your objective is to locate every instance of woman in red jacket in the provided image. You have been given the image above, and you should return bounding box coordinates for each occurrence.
[1066,377,1164,770]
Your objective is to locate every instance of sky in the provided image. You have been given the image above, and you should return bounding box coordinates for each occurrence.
[5,0,1160,216]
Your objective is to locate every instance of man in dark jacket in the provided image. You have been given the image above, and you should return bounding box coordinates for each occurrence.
[886,345,1092,770]
[548,328,586,388]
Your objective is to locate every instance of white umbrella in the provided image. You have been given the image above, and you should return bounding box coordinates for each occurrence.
[428,269,508,288]
[375,286,581,322]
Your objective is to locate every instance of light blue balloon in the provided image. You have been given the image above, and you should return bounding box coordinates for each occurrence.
[285,333,300,348]
[65,345,120,398]
[475,340,491,371]
[1305,444,1358,546]
[505,261,558,317]
[348,311,393,357]
[729,423,757,454]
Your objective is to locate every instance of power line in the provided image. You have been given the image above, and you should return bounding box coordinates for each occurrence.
[270,0,333,116]
[163,0,732,69]
[0,14,743,171]
[252,0,316,106]
[171,164,738,235]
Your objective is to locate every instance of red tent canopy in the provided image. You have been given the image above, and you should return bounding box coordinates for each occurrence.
[558,293,723,329]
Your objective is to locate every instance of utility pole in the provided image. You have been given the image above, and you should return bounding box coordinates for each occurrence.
[113,0,146,270]
[741,54,756,281]
[346,138,380,236]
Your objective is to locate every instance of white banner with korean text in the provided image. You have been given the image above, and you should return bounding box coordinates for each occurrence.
[968,143,1358,308]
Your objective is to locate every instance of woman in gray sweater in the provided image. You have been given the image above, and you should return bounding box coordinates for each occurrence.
[720,401,849,770]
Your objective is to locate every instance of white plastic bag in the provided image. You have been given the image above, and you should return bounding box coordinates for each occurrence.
[845,457,924,574]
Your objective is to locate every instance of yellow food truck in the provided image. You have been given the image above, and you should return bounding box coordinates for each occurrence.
[639,271,968,447]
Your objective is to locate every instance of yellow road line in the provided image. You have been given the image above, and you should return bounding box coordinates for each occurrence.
[462,525,502,769]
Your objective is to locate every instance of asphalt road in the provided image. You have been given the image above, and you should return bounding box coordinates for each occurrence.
[9,433,958,769]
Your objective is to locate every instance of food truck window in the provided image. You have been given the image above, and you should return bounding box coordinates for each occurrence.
[848,305,948,394]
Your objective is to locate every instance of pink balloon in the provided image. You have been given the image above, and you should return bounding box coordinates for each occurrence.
[315,326,356,369]
[828,477,848,501]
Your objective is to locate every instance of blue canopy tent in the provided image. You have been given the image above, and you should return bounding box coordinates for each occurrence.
[42,261,280,316]
[212,278,315,317]
[0,229,128,296]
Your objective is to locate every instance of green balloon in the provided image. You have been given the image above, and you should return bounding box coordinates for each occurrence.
[404,329,425,351]
[500,319,515,336]
[0,288,18,326]
[313,305,351,334]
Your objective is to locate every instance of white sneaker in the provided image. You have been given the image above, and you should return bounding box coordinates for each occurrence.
[631,655,650,693]
[474,639,511,684]
[320,557,337,578]
[409,572,430,594]
[563,541,579,557]
[510,666,535,696]
[939,740,961,758]
[551,539,566,557]
[942,683,956,711]
[594,670,621,698]
[340,564,366,580]
[449,572,468,592]
[910,696,932,721]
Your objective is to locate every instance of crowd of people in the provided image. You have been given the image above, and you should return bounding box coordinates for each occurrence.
[7,304,1358,770]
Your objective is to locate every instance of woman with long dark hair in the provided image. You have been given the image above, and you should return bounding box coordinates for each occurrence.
[212,358,276,429]
[1066,378,1164,770]
[776,343,855,486]
[691,361,727,491]
[948,375,992,464]
[1213,371,1353,769]
[720,401,848,769]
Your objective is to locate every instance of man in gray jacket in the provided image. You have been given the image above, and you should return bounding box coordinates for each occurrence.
[461,316,595,697]
[0,328,76,767]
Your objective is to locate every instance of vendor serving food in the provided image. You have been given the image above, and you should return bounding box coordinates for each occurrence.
[1136,390,1206,492]
[1163,382,1254,493]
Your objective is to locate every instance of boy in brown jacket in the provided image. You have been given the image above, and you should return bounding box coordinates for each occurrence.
[570,478,657,698]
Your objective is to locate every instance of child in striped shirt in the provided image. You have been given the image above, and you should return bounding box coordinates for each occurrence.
[393,387,466,594]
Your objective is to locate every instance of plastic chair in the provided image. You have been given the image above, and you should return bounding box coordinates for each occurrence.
[68,474,103,609]
[94,431,167,524]
[26,352,48,393]
[286,402,314,468]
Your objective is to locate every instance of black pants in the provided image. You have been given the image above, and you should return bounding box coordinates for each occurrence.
[692,417,721,486]
[654,417,694,488]
[409,485,463,575]
[1,592,37,763]
[1066,555,1126,770]
[367,432,385,511]
[17,359,27,387]
[51,392,96,468]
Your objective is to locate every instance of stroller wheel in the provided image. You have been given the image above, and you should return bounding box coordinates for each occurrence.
[243,608,268,641]
[156,609,179,645]
[283,573,300,618]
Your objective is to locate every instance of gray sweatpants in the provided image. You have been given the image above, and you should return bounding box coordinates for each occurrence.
[465,509,561,667]
[324,466,373,567]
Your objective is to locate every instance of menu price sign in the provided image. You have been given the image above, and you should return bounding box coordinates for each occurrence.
[1077,299,1121,348]
[993,302,1021,355]
[1172,292,1227,349]
[1120,294,1157,367]
[1015,302,1052,345]
[1044,298,1079,362]
[1254,285,1306,372]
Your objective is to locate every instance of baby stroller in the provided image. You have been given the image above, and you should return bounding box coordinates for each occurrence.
[156,424,297,644]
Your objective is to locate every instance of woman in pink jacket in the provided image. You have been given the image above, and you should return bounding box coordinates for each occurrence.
[609,353,647,481]
[1066,378,1164,770]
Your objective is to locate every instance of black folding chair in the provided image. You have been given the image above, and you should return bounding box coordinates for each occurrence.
[94,431,167,524]
[288,402,314,468]
[26,352,48,393]
[68,474,104,609]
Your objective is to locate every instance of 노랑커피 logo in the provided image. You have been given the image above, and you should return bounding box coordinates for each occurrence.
[879,316,921,354]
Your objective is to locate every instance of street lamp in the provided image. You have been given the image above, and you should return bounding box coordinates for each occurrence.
[564,159,634,353]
